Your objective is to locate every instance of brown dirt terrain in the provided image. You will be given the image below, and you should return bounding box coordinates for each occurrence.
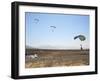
[25,49,89,68]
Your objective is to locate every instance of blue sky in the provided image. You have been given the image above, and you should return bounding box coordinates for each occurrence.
[25,12,89,49]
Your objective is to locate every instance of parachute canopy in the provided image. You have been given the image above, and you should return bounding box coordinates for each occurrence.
[74,35,86,41]
[50,26,56,28]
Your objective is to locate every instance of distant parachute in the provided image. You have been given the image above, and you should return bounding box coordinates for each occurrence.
[74,35,86,41]
[33,18,39,23]
[50,26,56,32]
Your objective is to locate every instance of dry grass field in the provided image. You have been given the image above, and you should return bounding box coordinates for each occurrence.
[25,49,89,68]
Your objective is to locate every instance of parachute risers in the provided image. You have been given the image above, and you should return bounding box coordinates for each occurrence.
[74,35,86,50]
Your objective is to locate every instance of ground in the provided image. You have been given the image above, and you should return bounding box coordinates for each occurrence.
[25,49,89,68]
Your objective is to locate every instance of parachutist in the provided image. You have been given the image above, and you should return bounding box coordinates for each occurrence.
[80,44,83,50]
[74,35,86,50]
